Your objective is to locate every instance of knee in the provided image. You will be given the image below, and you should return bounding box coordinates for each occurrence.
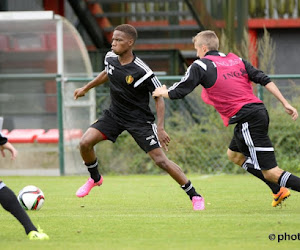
[153,156,169,171]
[227,149,244,165]
[227,149,235,161]
[79,137,92,152]
[227,151,235,162]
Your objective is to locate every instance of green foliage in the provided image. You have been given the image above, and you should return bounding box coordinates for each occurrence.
[94,89,239,175]
[258,27,276,74]
[249,0,266,17]
[220,24,274,73]
[249,0,297,18]
[164,108,234,175]
[95,89,300,175]
[95,134,157,175]
[219,28,253,61]
[267,96,300,172]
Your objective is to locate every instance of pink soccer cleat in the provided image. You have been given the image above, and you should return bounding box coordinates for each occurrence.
[192,196,205,210]
[76,176,103,198]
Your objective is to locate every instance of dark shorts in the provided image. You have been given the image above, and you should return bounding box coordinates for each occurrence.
[228,107,277,170]
[91,110,161,153]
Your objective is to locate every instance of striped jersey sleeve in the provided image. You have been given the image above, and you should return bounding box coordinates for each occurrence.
[104,51,118,74]
[134,57,162,90]
[168,63,203,99]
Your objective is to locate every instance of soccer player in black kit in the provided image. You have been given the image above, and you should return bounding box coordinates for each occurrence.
[74,24,204,210]
[0,133,49,240]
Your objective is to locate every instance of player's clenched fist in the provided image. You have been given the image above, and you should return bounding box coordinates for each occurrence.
[74,87,87,100]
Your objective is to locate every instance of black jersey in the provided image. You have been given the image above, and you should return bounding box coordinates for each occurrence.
[104,51,162,124]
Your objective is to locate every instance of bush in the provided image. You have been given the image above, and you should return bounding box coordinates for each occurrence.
[94,28,300,175]
[95,93,300,175]
[267,96,300,172]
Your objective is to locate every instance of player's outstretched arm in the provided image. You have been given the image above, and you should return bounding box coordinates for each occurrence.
[152,85,169,99]
[265,81,298,121]
[74,70,109,100]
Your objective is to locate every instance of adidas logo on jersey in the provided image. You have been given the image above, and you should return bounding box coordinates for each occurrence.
[149,139,157,146]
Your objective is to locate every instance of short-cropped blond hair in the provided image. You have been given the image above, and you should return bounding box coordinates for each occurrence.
[192,30,219,50]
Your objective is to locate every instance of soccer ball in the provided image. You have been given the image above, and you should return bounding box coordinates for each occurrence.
[18,185,45,210]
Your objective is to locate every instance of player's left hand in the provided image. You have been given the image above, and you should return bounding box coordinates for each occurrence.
[157,129,170,151]
[284,103,298,121]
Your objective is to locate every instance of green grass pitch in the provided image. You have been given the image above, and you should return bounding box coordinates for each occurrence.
[0,175,299,250]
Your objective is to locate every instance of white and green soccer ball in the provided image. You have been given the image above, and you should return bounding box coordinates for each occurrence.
[18,185,45,210]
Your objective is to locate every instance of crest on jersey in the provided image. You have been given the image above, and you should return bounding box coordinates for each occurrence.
[126,75,134,84]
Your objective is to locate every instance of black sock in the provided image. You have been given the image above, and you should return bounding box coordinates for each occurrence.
[181,180,201,200]
[0,184,37,234]
[242,159,280,194]
[86,159,101,182]
[278,171,300,192]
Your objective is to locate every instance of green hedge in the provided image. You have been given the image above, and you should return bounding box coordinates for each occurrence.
[95,94,300,175]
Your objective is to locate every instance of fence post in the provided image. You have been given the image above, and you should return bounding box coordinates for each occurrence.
[56,76,65,176]
[257,84,264,101]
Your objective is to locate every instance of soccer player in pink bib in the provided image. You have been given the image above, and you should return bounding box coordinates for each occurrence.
[153,30,299,207]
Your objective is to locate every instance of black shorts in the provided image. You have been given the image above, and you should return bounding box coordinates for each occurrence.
[90,110,161,153]
[228,107,277,170]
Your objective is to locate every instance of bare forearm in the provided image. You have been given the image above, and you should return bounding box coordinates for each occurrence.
[75,71,109,100]
[83,71,109,92]
[154,96,171,151]
[265,81,298,120]
[265,82,289,106]
[155,97,165,129]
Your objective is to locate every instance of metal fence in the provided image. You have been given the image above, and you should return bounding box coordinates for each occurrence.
[0,74,300,175]
[72,74,300,175]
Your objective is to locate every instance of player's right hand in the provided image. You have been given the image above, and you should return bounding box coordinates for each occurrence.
[74,87,86,100]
